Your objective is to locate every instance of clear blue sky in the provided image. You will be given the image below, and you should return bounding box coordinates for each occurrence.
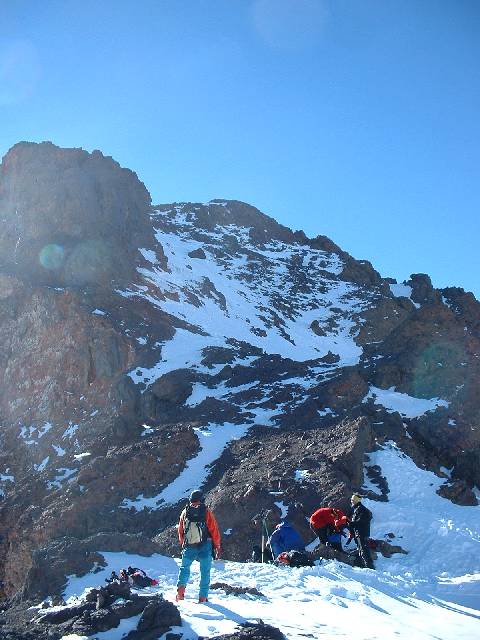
[1,1,479,296]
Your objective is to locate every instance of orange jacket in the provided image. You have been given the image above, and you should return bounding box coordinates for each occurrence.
[178,506,221,549]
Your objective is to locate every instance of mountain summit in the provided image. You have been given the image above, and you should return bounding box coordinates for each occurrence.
[0,142,479,602]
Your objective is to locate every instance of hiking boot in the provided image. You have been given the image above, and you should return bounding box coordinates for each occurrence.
[198,597,208,603]
[176,586,185,601]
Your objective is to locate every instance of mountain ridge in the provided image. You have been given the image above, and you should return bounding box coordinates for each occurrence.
[0,142,478,601]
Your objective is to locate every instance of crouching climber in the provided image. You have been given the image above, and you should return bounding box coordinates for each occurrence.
[268,521,305,558]
[176,489,221,603]
[348,493,374,569]
[309,507,347,552]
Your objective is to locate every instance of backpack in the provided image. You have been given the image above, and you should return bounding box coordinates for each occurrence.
[131,572,154,588]
[183,503,209,546]
[276,550,314,568]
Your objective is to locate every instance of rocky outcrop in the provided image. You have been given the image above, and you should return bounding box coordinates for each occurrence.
[0,588,180,640]
[0,141,153,286]
[20,533,161,602]
[210,623,286,640]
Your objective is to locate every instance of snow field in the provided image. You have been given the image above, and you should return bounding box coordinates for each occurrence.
[121,209,371,389]
[60,443,480,639]
[62,550,479,640]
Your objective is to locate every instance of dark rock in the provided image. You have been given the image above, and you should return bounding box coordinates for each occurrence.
[36,602,94,624]
[71,607,121,633]
[210,621,286,640]
[406,273,440,305]
[124,597,181,639]
[437,480,478,506]
[188,248,206,259]
[150,370,193,405]
[210,582,265,597]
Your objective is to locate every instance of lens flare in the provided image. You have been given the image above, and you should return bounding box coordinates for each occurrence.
[39,244,65,270]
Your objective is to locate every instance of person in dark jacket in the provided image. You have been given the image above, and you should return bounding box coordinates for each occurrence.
[268,521,305,558]
[348,494,374,569]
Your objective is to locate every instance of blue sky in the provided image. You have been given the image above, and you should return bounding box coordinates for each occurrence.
[1,1,479,296]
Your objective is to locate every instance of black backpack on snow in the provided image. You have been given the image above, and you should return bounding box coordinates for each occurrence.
[276,550,314,568]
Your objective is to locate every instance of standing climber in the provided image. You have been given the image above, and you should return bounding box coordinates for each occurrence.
[176,489,221,603]
[309,507,346,550]
[348,494,374,569]
[268,521,305,558]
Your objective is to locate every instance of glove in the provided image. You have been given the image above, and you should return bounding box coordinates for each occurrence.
[214,547,221,560]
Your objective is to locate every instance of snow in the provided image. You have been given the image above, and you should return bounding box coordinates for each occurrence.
[364,443,479,584]
[63,422,79,439]
[38,422,53,437]
[120,214,372,389]
[185,380,258,407]
[122,422,251,510]
[390,282,421,308]
[274,501,289,519]
[35,456,50,472]
[60,508,480,640]
[139,247,158,263]
[18,425,38,445]
[54,437,480,638]
[47,467,77,490]
[318,407,336,417]
[52,444,66,456]
[92,308,106,315]
[294,469,312,482]
[364,386,449,418]
[73,452,91,461]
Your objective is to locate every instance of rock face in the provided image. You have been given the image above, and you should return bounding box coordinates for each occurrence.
[0,142,479,599]
[0,141,153,286]
[0,586,181,640]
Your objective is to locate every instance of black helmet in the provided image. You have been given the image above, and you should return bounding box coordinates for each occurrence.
[189,489,204,503]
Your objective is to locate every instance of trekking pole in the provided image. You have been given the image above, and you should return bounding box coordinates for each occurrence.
[261,527,265,563]
[263,518,273,562]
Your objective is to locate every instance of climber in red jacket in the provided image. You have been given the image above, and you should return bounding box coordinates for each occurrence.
[309,507,347,548]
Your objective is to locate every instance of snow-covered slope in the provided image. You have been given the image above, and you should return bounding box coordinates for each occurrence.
[57,443,479,640]
[121,203,372,381]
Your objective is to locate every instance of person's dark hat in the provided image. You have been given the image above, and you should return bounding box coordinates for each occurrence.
[189,489,204,503]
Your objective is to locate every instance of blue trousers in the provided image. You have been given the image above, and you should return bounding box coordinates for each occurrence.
[177,540,213,599]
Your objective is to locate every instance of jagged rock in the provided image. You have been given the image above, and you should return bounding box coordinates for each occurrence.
[1,590,180,640]
[375,539,409,558]
[188,247,206,259]
[21,533,162,601]
[151,370,193,406]
[210,582,265,597]
[437,480,478,506]
[210,622,286,640]
[0,142,154,287]
[407,273,440,305]
[127,597,181,638]
[36,601,94,624]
